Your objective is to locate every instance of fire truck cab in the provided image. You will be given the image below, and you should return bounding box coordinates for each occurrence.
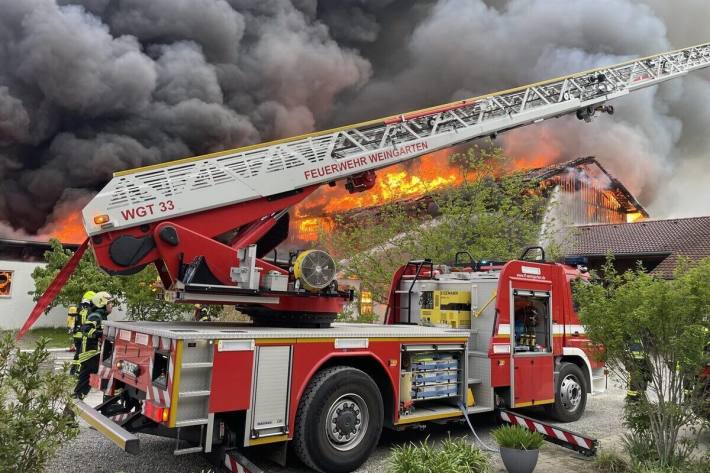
[81,251,604,473]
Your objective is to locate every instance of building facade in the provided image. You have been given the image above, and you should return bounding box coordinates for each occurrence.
[0,239,81,330]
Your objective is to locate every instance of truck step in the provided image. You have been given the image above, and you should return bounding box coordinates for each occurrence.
[173,446,203,455]
[182,362,213,369]
[179,390,211,398]
[466,405,494,414]
[175,418,209,427]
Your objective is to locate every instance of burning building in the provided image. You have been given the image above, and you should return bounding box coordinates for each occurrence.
[287,155,648,246]
[525,156,648,225]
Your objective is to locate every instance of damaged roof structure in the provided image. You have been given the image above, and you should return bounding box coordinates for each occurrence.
[523,156,648,225]
[327,155,648,228]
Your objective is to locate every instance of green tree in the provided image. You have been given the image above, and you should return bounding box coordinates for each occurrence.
[0,333,78,472]
[31,239,191,321]
[321,145,552,303]
[574,258,710,467]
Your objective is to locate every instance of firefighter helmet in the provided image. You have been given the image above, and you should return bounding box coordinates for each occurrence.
[81,290,96,304]
[91,291,113,308]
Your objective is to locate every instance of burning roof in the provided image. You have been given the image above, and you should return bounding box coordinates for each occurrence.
[522,156,648,219]
[288,155,649,244]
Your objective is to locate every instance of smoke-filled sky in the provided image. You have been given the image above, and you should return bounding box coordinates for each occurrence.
[0,0,708,239]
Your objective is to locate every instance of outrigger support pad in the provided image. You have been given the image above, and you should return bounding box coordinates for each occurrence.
[498,409,599,457]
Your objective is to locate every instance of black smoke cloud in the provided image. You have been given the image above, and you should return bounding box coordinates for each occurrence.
[0,0,708,239]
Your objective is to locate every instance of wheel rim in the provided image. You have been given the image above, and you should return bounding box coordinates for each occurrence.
[559,374,582,412]
[325,393,369,451]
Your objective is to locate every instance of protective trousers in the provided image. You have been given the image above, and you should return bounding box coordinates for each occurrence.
[74,353,99,399]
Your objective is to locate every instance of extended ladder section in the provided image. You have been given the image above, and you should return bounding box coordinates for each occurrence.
[83,43,710,235]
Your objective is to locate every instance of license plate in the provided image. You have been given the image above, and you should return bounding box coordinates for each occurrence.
[120,360,140,378]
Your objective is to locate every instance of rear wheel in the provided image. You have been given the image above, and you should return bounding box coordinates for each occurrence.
[293,366,383,473]
[546,362,587,422]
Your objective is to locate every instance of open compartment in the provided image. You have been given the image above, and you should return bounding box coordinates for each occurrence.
[398,343,466,423]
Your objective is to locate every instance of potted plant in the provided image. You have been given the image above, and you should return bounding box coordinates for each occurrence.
[491,424,544,473]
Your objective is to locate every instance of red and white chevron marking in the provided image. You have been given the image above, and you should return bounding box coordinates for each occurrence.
[499,410,595,452]
[110,413,131,424]
[223,452,261,473]
[96,363,116,395]
[97,364,111,379]
[143,336,175,408]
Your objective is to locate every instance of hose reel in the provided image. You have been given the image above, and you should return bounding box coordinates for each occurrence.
[293,250,337,292]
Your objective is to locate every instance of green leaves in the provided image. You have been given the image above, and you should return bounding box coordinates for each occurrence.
[322,144,550,303]
[491,425,544,450]
[388,436,491,473]
[31,238,193,322]
[0,333,78,473]
[574,257,710,467]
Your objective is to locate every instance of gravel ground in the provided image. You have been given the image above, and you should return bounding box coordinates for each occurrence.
[46,379,628,473]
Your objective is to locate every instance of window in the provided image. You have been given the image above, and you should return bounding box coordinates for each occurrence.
[0,270,12,297]
[512,290,551,353]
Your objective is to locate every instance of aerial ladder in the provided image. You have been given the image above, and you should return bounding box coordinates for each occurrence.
[18,42,710,336]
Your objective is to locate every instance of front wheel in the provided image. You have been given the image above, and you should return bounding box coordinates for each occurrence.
[293,366,383,473]
[546,362,587,422]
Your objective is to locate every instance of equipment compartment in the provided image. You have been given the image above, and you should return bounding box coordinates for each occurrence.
[399,344,464,418]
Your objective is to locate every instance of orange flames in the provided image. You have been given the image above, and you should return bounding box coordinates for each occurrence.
[294,149,461,218]
[288,141,563,243]
[45,212,86,244]
[44,139,560,246]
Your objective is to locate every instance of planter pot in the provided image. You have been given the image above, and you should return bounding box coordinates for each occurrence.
[499,446,539,473]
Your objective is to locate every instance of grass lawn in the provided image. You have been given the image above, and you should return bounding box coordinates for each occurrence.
[4,327,72,350]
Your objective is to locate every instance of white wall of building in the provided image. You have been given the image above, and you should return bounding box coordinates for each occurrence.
[0,259,124,331]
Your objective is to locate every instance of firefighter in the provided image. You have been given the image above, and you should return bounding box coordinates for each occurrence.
[626,339,650,400]
[74,291,113,399]
[69,290,96,375]
[194,304,211,322]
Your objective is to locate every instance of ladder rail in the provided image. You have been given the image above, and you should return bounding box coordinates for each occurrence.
[83,43,710,235]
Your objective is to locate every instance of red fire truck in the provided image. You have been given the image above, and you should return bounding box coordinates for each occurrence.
[18,43,710,472]
[86,251,603,473]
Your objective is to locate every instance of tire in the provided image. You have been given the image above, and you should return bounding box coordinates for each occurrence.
[293,366,383,473]
[546,363,587,422]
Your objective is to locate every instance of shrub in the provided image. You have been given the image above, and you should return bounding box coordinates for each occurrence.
[491,425,544,450]
[594,450,631,473]
[575,258,710,465]
[388,436,491,473]
[0,333,78,472]
[623,432,659,466]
